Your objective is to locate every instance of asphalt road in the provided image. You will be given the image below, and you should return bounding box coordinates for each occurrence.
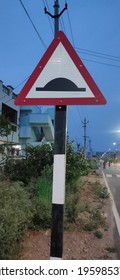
[102,163,120,258]
[103,163,120,217]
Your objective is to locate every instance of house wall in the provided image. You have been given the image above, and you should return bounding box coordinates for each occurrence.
[19,106,54,152]
[0,80,54,155]
[0,80,20,145]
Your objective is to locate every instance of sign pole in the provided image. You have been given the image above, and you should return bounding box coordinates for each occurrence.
[14,5,107,260]
[45,0,67,259]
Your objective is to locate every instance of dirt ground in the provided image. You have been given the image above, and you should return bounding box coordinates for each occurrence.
[19,171,120,260]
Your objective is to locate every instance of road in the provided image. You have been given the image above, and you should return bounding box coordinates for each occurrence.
[103,163,120,217]
[102,163,120,257]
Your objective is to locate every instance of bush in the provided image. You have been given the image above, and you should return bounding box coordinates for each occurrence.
[4,158,38,184]
[0,180,33,259]
[26,144,53,175]
[32,197,51,229]
[38,176,52,204]
[82,208,105,231]
[66,141,89,183]
[87,159,98,170]
[94,230,103,239]
[4,144,53,184]
[65,193,79,223]
[93,182,109,198]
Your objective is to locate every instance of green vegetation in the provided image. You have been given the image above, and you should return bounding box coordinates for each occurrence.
[94,230,103,239]
[0,115,11,137]
[0,180,33,260]
[0,140,108,259]
[93,181,109,198]
[66,142,89,182]
[81,208,105,231]
[4,144,53,184]
[87,159,98,170]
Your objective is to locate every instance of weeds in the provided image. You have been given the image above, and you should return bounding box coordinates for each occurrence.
[94,230,103,239]
[93,182,109,198]
[106,247,117,253]
[0,180,33,259]
[76,207,106,231]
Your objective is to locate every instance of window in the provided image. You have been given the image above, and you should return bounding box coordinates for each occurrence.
[2,85,10,95]
[2,103,17,125]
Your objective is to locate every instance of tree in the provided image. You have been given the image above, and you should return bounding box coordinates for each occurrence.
[0,115,11,137]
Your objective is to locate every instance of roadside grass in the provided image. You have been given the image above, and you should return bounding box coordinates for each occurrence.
[0,160,109,258]
[0,180,33,260]
[92,181,109,199]
[65,175,109,232]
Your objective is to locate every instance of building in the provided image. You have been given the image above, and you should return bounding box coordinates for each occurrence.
[0,80,20,154]
[19,106,54,154]
[0,80,54,156]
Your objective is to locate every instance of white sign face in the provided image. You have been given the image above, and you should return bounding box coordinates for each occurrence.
[26,42,94,99]
[14,31,106,106]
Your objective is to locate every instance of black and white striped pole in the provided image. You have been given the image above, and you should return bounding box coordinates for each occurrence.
[45,0,67,259]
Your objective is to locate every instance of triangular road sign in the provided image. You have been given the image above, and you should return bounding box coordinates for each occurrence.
[14,31,107,106]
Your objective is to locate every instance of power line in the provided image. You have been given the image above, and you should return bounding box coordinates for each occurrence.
[68,107,81,137]
[59,11,65,32]
[76,106,83,121]
[59,3,66,33]
[80,57,120,68]
[75,48,120,63]
[18,0,47,49]
[42,0,54,35]
[14,76,30,90]
[75,46,120,61]
[66,3,75,47]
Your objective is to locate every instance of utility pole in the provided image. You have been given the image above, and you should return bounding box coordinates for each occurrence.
[45,0,67,260]
[82,118,89,159]
[89,138,92,159]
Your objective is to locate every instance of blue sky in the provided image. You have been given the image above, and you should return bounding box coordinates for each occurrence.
[0,0,120,152]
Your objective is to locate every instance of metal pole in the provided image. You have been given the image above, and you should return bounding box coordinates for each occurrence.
[45,0,67,259]
[89,139,92,159]
[54,0,59,36]
[82,118,89,159]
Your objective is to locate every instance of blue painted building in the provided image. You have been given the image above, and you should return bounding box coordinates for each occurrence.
[19,106,54,153]
[0,80,54,156]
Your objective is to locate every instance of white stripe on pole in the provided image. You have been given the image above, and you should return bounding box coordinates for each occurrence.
[52,154,66,204]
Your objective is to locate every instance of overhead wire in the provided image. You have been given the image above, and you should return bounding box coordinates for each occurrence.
[66,2,75,48]
[64,2,120,67]
[76,47,120,68]
[76,106,83,122]
[18,0,47,49]
[65,1,90,143]
[42,0,54,35]
[75,48,120,63]
[15,0,120,96]
[14,76,30,90]
[80,57,120,69]
[59,4,66,33]
[68,107,81,135]
[75,46,120,61]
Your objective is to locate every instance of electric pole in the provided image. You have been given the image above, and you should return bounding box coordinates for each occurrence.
[82,118,89,159]
[89,138,92,159]
[45,0,67,260]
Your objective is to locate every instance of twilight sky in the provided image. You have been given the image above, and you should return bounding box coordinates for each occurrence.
[0,0,120,152]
